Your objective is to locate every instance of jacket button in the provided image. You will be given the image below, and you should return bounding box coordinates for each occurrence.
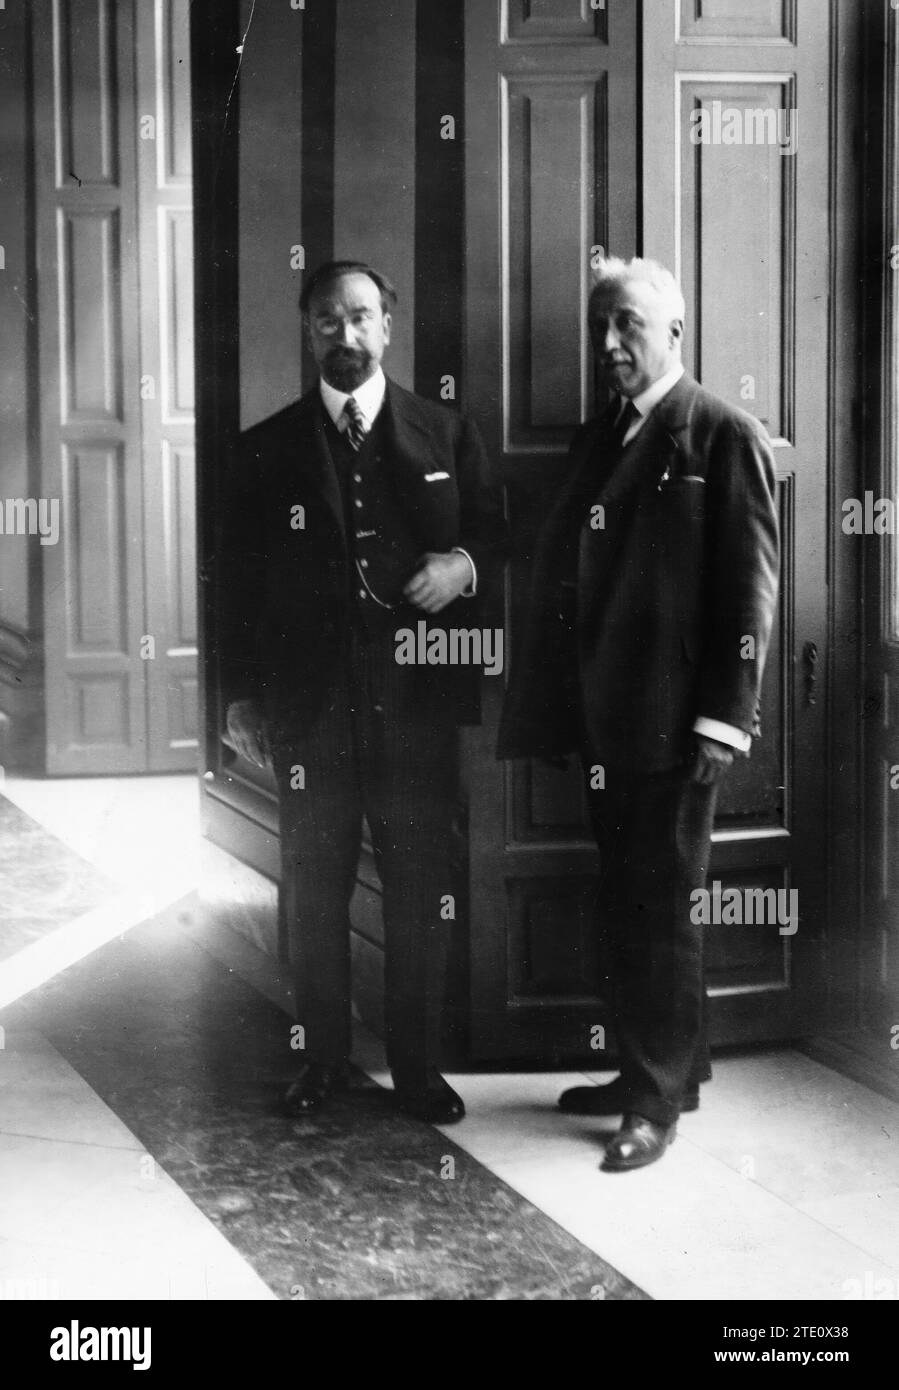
[353,473,362,483]
[360,558,369,569]
[355,499,363,508]
[359,589,367,599]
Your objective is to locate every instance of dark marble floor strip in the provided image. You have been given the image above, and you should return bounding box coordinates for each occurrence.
[1,905,648,1302]
[0,795,115,963]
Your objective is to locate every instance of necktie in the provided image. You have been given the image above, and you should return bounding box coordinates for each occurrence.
[341,397,367,451]
[608,397,640,454]
[577,396,641,612]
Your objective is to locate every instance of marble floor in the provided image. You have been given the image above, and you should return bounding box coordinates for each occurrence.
[0,795,113,963]
[2,908,643,1302]
[0,773,896,1301]
[0,1029,274,1301]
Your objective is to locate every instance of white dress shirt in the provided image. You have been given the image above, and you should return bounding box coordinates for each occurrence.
[320,365,387,430]
[614,362,751,755]
[318,368,477,595]
[619,362,685,444]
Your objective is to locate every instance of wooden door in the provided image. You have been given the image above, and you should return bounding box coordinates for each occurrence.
[863,2,899,1030]
[463,0,850,1059]
[135,0,198,771]
[642,0,834,1042]
[35,0,147,774]
[35,0,196,774]
[463,0,640,1060]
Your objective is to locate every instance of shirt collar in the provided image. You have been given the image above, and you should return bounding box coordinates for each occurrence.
[319,366,387,428]
[628,362,685,421]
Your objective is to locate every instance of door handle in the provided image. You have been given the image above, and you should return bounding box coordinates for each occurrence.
[802,641,818,707]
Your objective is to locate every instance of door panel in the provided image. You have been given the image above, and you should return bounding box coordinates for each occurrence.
[643,0,830,1038]
[136,0,198,769]
[463,0,837,1059]
[463,0,639,1059]
[864,3,899,1029]
[36,0,147,774]
[36,0,196,774]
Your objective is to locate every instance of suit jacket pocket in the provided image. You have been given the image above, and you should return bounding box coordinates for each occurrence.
[654,476,706,528]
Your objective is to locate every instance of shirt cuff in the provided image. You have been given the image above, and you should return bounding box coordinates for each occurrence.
[451,547,477,597]
[693,717,751,754]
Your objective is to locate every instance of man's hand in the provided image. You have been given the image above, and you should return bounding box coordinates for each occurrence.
[403,551,473,615]
[225,698,269,769]
[692,734,734,785]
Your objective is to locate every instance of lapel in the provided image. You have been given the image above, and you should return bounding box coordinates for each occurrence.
[376,380,455,545]
[568,399,619,499]
[592,371,701,508]
[277,378,455,551]
[287,388,346,545]
[379,380,443,480]
[546,398,620,537]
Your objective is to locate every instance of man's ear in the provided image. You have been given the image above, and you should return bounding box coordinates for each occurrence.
[669,318,684,346]
[382,311,392,346]
[301,313,312,346]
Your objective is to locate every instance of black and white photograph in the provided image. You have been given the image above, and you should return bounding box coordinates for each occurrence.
[0,0,897,1338]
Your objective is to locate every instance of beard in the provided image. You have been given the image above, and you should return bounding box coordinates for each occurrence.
[322,345,375,393]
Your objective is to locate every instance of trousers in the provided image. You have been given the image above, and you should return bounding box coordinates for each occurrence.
[272,620,457,1079]
[584,761,718,1126]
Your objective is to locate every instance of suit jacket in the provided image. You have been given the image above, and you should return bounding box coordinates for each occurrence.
[497,373,779,772]
[219,378,506,733]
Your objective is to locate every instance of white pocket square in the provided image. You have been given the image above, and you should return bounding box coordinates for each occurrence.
[424,471,450,482]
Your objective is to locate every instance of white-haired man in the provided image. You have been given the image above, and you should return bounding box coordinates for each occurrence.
[499,258,779,1170]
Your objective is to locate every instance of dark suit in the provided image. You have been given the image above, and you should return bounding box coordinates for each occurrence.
[222,378,505,1079]
[499,373,779,1122]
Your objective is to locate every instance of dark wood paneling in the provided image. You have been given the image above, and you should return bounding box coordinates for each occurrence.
[299,0,335,392]
[704,869,794,992]
[506,75,607,450]
[414,0,464,404]
[644,0,836,1043]
[193,0,241,796]
[679,78,795,442]
[716,474,791,827]
[509,759,591,844]
[464,0,639,1059]
[860,0,899,1031]
[0,3,45,768]
[333,0,416,391]
[237,0,305,429]
[507,876,605,1003]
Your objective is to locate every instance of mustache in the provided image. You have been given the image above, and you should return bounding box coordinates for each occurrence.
[325,345,370,365]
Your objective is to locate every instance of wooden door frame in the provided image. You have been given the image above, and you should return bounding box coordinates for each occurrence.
[460,0,868,1060]
[859,0,899,1031]
[190,0,873,1056]
[824,0,867,1031]
[191,0,254,857]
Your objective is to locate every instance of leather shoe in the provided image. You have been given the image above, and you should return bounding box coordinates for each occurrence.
[394,1072,465,1125]
[601,1113,676,1172]
[283,1061,350,1116]
[559,1078,699,1116]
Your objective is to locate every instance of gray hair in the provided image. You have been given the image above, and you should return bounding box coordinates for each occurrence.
[589,256,686,324]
